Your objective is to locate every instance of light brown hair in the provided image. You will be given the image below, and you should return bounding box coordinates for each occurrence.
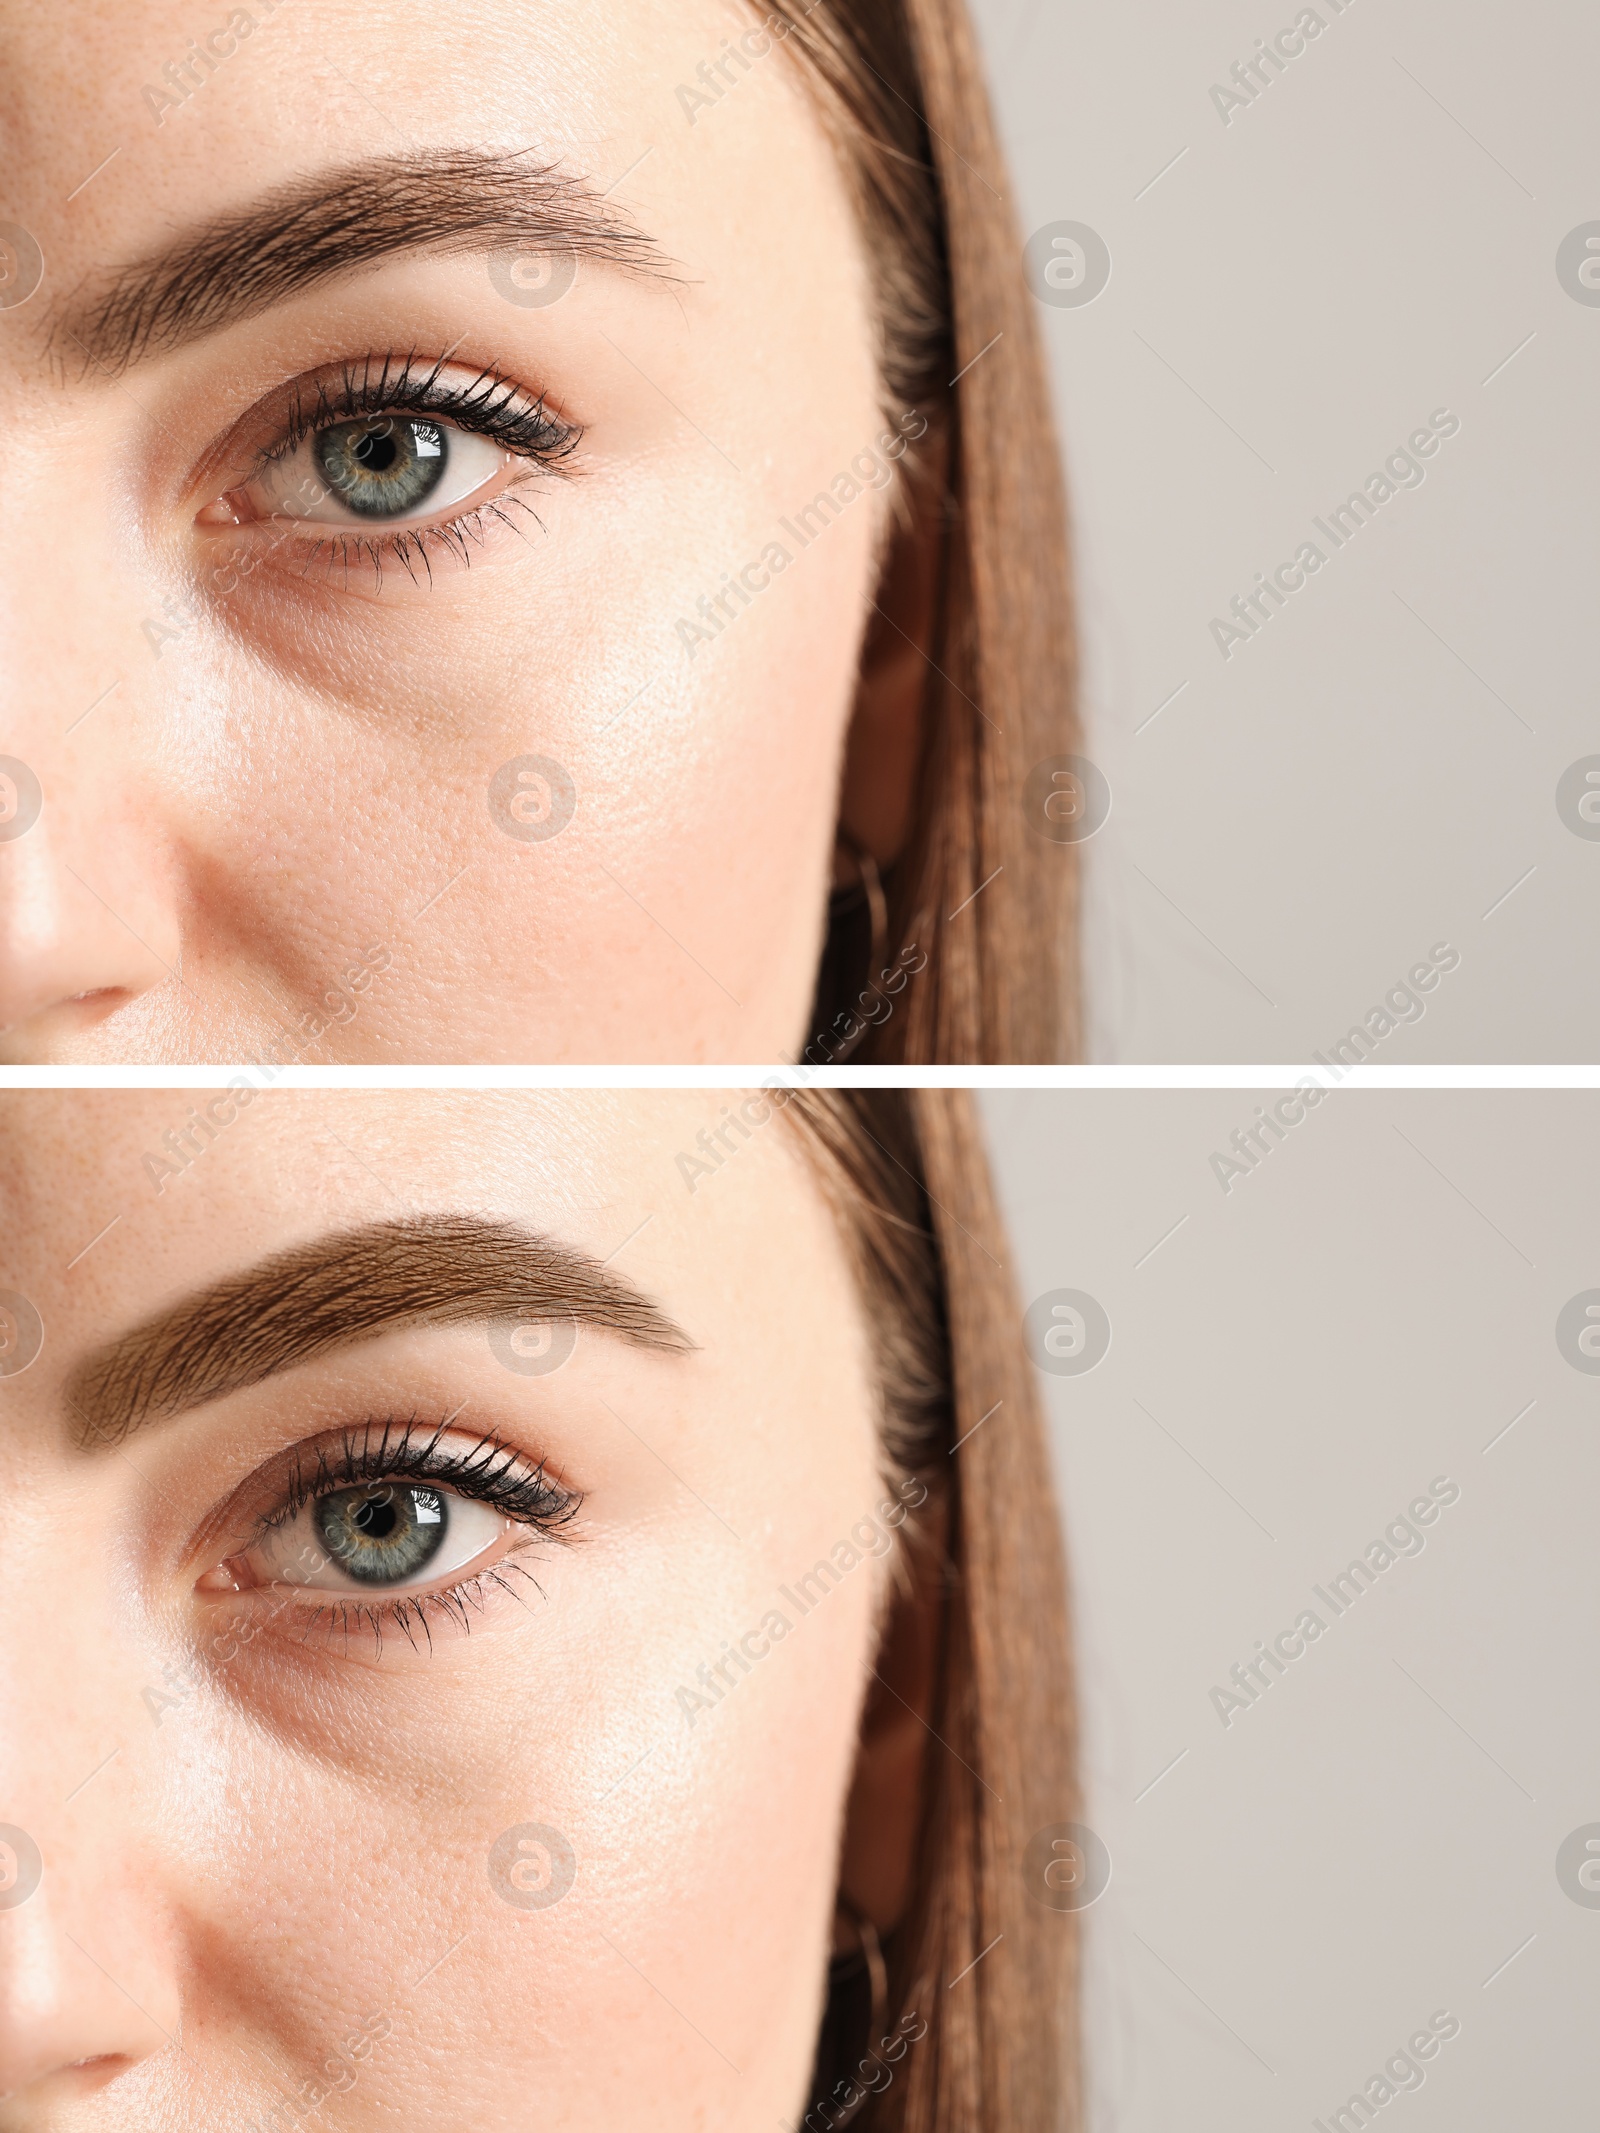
[768,3,1081,1065]
[787,1090,1081,2129]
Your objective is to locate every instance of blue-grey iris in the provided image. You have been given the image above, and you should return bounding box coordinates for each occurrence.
[313,417,448,518]
[313,1483,448,1584]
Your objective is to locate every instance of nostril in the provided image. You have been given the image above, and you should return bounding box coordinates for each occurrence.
[0,984,134,1049]
[57,2053,136,2096]
[63,987,131,1019]
[0,2053,135,2106]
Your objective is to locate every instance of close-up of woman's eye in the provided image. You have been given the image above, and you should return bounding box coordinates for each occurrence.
[195,359,584,556]
[234,415,507,530]
[197,1423,584,1619]
[236,1478,506,1591]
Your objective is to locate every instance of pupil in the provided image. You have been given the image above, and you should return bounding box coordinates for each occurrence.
[353,428,398,473]
[353,1491,398,1539]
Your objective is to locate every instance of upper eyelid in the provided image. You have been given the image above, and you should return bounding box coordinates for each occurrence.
[220,1422,579,1558]
[266,1426,575,1515]
[251,355,580,464]
[190,352,583,506]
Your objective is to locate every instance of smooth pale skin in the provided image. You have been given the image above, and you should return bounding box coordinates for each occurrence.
[0,1092,931,2127]
[0,1,913,1062]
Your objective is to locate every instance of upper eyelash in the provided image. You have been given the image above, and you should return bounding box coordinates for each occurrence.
[252,347,583,478]
[254,1413,583,1540]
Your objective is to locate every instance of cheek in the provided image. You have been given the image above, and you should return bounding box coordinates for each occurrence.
[564,1537,874,2119]
[167,1514,876,2128]
[140,454,879,1062]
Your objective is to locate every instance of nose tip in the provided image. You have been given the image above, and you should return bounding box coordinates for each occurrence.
[0,777,179,1045]
[0,1872,179,2107]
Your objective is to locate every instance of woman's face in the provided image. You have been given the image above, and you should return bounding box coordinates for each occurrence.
[0,1090,898,2128]
[0,2,894,1062]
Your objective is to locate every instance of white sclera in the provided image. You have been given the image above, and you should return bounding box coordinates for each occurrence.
[252,417,507,526]
[253,1484,508,1593]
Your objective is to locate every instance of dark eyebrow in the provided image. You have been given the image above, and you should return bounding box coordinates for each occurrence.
[67,1213,693,1447]
[59,148,675,376]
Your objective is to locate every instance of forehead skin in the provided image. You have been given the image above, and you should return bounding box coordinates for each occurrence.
[0,2,886,1064]
[0,1090,886,2129]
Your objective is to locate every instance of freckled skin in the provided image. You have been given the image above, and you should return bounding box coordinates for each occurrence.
[0,3,888,1062]
[0,1089,890,2127]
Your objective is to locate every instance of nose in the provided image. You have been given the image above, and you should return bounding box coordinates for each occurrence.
[0,747,182,1047]
[0,1821,181,2110]
[0,1463,185,2113]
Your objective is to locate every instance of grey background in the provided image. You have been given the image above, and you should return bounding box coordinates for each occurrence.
[981,1090,1599,2131]
[970,0,1600,1062]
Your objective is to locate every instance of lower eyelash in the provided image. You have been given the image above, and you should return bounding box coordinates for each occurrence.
[293,1556,551,1661]
[296,489,547,592]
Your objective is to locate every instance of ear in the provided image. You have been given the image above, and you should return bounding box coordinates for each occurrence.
[834,1491,947,1940]
[835,424,950,881]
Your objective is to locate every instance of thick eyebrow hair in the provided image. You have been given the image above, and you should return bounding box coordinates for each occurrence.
[60,148,675,376]
[68,1213,693,1447]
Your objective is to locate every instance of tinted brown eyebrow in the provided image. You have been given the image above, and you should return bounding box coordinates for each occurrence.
[59,148,676,376]
[67,1213,692,1447]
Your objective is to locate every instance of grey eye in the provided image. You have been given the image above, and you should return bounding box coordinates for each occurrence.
[252,1480,507,1592]
[252,414,506,526]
